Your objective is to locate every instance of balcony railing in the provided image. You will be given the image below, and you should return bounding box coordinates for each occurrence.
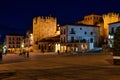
[70,31,75,34]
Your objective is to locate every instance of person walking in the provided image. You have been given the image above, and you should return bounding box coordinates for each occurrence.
[27,52,29,58]
[57,50,60,55]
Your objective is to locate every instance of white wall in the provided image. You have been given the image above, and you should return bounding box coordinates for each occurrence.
[67,25,99,44]
[109,22,120,35]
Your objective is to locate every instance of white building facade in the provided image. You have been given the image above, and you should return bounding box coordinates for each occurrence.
[108,21,120,48]
[60,24,100,53]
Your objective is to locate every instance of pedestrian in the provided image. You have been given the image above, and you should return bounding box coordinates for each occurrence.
[57,50,60,55]
[27,52,29,58]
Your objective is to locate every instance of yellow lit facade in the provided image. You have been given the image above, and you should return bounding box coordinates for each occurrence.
[6,35,23,53]
[103,13,120,38]
[33,16,57,42]
[33,16,58,52]
[77,14,102,25]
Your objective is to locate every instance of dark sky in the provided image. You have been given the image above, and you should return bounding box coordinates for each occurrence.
[0,0,120,35]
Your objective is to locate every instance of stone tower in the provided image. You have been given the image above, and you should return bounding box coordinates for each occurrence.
[103,13,120,38]
[33,16,57,43]
[83,14,102,25]
[33,16,57,52]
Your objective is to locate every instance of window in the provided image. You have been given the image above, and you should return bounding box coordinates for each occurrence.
[96,17,98,20]
[84,32,87,35]
[90,17,92,19]
[88,17,89,20]
[13,38,14,40]
[45,44,46,50]
[38,45,40,49]
[16,38,18,40]
[111,27,114,34]
[82,39,86,42]
[71,37,74,42]
[60,29,62,34]
[70,28,75,34]
[64,29,65,34]
[9,45,11,48]
[90,38,93,43]
[91,32,93,35]
[9,42,11,44]
[80,28,82,30]
[9,37,11,40]
[64,37,65,42]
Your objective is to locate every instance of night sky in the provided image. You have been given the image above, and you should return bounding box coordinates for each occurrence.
[0,0,120,37]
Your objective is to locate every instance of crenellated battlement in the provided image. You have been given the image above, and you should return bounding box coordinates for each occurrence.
[102,12,120,38]
[103,12,119,18]
[36,16,56,22]
[33,17,37,24]
[33,16,56,25]
[33,16,57,43]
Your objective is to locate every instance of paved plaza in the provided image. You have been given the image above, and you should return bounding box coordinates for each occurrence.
[0,52,120,80]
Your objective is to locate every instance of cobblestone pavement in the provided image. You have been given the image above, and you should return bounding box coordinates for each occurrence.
[0,53,120,80]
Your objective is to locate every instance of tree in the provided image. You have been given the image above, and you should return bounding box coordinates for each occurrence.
[113,26,120,65]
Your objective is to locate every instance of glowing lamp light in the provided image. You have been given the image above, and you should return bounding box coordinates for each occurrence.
[21,43,24,48]
[109,35,114,39]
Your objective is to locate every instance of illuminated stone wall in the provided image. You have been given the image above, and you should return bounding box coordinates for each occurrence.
[33,16,57,52]
[6,35,23,53]
[77,13,120,45]
[83,14,102,25]
[103,13,120,38]
[33,16,57,43]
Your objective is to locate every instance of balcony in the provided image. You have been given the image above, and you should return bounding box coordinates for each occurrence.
[70,30,75,34]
